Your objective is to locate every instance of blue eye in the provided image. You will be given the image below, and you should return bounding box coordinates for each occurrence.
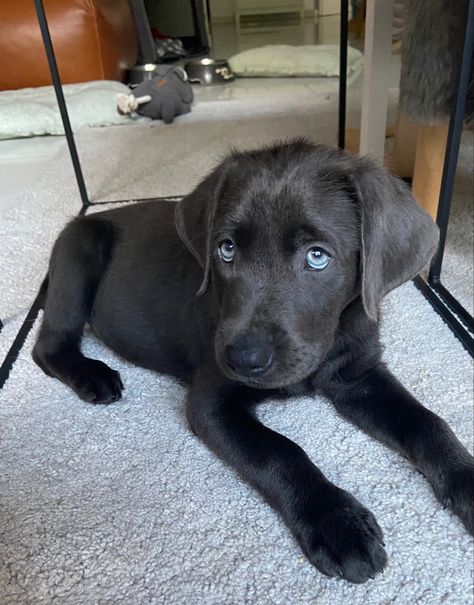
[218,240,235,262]
[306,247,331,271]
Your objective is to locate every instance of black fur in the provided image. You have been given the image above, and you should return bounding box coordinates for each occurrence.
[33,141,473,583]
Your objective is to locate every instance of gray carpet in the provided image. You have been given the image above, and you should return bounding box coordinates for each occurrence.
[1,111,473,604]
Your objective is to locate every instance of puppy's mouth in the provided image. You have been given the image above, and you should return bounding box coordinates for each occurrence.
[217,356,312,390]
[218,362,272,389]
[222,368,282,389]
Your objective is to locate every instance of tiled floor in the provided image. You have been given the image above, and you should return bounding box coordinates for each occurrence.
[193,73,342,103]
[211,16,343,59]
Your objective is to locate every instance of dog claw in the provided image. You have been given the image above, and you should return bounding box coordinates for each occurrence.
[443,498,452,510]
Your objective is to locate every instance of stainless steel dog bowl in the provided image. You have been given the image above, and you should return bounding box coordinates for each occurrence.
[127,63,159,86]
[184,58,234,85]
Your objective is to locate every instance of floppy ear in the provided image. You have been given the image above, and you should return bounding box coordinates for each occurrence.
[351,158,439,321]
[174,157,234,295]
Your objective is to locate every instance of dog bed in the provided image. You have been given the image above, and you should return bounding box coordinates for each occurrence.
[228,44,364,78]
[0,80,132,140]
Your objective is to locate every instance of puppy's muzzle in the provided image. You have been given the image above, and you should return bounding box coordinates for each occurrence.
[225,332,274,377]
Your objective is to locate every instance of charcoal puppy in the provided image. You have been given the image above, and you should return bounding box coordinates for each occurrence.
[33,140,474,583]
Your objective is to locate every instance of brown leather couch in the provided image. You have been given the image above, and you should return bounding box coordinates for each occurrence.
[0,0,138,91]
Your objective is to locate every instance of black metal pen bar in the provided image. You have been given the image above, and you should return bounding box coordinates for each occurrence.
[87,195,185,207]
[414,277,474,357]
[34,0,90,207]
[338,0,349,149]
[0,281,49,389]
[412,0,474,356]
[431,282,474,335]
[428,0,474,284]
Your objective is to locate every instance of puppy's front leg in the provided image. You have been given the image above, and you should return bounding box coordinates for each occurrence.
[187,366,387,583]
[323,364,474,534]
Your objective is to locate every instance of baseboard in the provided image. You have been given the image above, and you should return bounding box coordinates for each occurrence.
[211,9,317,25]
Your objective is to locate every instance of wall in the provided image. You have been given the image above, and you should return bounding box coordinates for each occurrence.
[209,0,316,21]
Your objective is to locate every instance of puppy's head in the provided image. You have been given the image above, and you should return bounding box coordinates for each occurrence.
[175,140,438,388]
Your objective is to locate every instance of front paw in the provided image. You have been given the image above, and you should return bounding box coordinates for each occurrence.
[436,459,474,535]
[294,490,387,583]
[70,359,124,405]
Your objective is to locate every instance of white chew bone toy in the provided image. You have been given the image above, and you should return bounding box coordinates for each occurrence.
[116,93,152,114]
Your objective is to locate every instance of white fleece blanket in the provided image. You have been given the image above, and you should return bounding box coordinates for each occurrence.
[0,125,473,604]
[0,81,132,140]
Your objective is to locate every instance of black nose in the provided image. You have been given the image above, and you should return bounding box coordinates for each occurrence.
[225,332,273,377]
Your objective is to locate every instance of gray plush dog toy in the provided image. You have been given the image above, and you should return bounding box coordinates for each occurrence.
[117,65,193,124]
